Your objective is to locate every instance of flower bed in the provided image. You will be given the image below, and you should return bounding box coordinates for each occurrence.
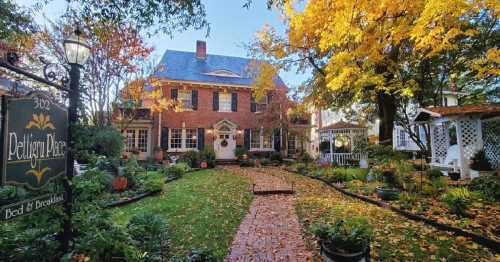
[286,163,500,249]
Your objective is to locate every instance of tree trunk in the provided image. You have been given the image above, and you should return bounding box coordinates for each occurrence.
[377,92,396,145]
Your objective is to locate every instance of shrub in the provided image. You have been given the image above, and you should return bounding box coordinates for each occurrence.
[295,163,307,174]
[298,151,312,164]
[186,249,216,261]
[441,187,475,216]
[164,163,189,178]
[398,192,418,210]
[142,172,166,192]
[234,146,248,160]
[260,158,272,166]
[73,168,111,201]
[179,150,201,168]
[92,126,124,159]
[200,146,216,168]
[469,175,500,201]
[270,152,283,162]
[323,168,355,183]
[122,156,144,189]
[425,168,443,181]
[239,159,255,167]
[470,150,493,171]
[313,217,372,254]
[127,213,169,260]
[367,144,407,164]
[421,177,447,196]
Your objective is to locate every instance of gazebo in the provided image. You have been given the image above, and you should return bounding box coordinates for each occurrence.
[318,121,368,166]
[414,104,500,178]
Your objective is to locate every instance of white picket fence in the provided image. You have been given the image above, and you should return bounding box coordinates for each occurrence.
[319,153,365,166]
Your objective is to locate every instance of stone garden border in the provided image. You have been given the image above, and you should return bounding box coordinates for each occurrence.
[284,167,500,253]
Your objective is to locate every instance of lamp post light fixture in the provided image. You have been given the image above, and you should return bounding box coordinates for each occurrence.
[61,27,90,254]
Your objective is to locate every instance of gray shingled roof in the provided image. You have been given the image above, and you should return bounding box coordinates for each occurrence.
[153,50,285,87]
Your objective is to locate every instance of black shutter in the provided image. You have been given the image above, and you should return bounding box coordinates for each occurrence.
[250,96,256,112]
[171,89,178,100]
[192,90,198,110]
[197,128,204,150]
[161,127,169,149]
[267,92,273,104]
[231,93,238,112]
[244,129,251,150]
[273,128,281,152]
[213,91,219,111]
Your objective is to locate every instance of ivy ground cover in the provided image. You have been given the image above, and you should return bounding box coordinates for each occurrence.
[268,168,495,261]
[111,169,253,259]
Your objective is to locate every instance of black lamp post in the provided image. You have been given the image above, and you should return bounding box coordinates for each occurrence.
[60,28,90,254]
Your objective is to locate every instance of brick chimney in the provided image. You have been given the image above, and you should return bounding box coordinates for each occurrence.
[196,40,207,59]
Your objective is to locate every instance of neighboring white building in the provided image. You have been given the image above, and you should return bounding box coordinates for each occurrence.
[393,89,464,152]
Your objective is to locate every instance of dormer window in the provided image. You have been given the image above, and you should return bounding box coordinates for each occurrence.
[204,69,241,78]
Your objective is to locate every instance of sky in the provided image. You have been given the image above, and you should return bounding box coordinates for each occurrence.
[15,0,309,88]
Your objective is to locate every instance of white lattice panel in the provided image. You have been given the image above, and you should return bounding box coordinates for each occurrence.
[482,119,500,169]
[432,123,449,163]
[459,119,480,161]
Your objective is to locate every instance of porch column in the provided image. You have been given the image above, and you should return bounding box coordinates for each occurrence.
[329,130,334,163]
[456,120,467,178]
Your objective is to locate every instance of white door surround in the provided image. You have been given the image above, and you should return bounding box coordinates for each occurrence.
[213,119,238,159]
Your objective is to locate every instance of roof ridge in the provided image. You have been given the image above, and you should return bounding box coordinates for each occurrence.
[165,49,257,61]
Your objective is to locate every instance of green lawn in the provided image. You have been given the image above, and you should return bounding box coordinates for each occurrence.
[111,169,253,259]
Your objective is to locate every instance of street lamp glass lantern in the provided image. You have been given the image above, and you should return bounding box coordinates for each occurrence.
[63,30,90,65]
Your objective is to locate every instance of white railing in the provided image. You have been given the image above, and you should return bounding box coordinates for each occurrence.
[319,153,365,166]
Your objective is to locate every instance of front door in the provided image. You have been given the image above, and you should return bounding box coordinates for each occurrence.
[214,129,236,159]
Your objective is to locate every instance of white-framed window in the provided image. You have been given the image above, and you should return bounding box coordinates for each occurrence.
[126,130,135,152]
[138,129,148,152]
[398,129,407,147]
[250,127,274,150]
[170,128,182,149]
[124,128,149,153]
[219,93,232,112]
[169,128,199,151]
[185,129,198,149]
[256,96,268,112]
[250,129,260,149]
[179,90,192,110]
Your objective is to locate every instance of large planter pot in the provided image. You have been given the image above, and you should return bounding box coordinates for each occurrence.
[112,176,128,191]
[375,187,399,201]
[449,172,461,181]
[320,242,370,262]
[154,149,164,162]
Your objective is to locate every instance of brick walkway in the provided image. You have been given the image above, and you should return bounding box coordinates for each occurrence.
[224,167,311,262]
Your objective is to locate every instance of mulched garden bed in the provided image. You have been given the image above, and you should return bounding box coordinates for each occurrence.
[284,167,500,253]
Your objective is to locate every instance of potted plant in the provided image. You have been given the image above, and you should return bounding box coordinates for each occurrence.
[448,170,461,181]
[153,146,163,162]
[375,169,400,201]
[112,175,128,191]
[234,146,248,161]
[469,150,493,178]
[314,217,372,262]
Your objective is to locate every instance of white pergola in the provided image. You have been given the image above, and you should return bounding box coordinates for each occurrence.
[318,121,368,166]
[414,104,500,178]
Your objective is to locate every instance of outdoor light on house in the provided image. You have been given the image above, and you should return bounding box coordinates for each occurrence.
[63,28,90,65]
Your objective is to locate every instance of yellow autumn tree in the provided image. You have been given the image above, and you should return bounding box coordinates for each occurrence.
[251,0,499,146]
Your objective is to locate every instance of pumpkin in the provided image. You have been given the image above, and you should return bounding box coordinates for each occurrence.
[112,176,128,191]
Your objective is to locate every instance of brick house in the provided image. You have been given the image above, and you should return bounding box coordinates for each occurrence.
[117,41,303,160]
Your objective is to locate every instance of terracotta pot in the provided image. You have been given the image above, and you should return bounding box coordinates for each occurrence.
[112,176,128,191]
[200,162,208,168]
[154,149,164,161]
[375,186,399,201]
[72,254,88,262]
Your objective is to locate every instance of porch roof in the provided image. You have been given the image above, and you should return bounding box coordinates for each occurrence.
[414,104,500,122]
[319,121,365,130]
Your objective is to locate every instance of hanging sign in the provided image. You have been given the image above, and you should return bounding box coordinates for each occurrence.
[1,92,68,189]
[0,193,64,221]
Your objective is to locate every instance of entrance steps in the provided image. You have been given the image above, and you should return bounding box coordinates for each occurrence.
[215,159,240,166]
